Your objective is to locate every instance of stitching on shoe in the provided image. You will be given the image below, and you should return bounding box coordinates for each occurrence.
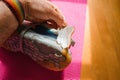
[20,25,32,53]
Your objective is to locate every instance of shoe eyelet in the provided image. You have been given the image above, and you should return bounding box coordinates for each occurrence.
[54,53,62,57]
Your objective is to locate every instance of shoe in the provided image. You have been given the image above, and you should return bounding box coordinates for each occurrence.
[3,23,74,71]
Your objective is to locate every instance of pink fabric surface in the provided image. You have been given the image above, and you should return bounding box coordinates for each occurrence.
[0,0,87,80]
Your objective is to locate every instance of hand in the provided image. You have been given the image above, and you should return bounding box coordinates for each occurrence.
[19,0,67,29]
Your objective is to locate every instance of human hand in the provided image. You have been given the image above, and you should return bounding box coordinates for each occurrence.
[19,0,67,29]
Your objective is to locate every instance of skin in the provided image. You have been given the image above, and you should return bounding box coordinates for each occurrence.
[0,1,18,46]
[0,0,67,46]
[19,0,67,28]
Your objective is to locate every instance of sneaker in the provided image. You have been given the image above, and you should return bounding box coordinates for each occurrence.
[3,23,74,71]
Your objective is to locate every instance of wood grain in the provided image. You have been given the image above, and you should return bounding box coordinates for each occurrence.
[81,0,120,80]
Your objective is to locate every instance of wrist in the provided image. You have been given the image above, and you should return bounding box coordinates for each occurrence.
[3,0,25,24]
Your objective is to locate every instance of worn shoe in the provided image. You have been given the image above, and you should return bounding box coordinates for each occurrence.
[3,23,74,71]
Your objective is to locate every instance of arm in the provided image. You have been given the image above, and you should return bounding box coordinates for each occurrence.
[0,0,67,46]
[0,1,18,46]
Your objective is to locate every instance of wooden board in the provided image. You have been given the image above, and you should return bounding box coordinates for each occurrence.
[81,0,120,80]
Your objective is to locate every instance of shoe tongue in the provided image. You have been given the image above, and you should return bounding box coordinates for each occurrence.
[56,26,75,48]
[31,23,75,49]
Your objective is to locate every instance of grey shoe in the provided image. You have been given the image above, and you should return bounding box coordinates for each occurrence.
[3,23,74,71]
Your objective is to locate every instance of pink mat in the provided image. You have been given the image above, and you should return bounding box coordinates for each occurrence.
[0,0,87,80]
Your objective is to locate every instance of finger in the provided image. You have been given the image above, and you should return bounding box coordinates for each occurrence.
[46,20,59,29]
[50,8,67,28]
[47,1,67,28]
